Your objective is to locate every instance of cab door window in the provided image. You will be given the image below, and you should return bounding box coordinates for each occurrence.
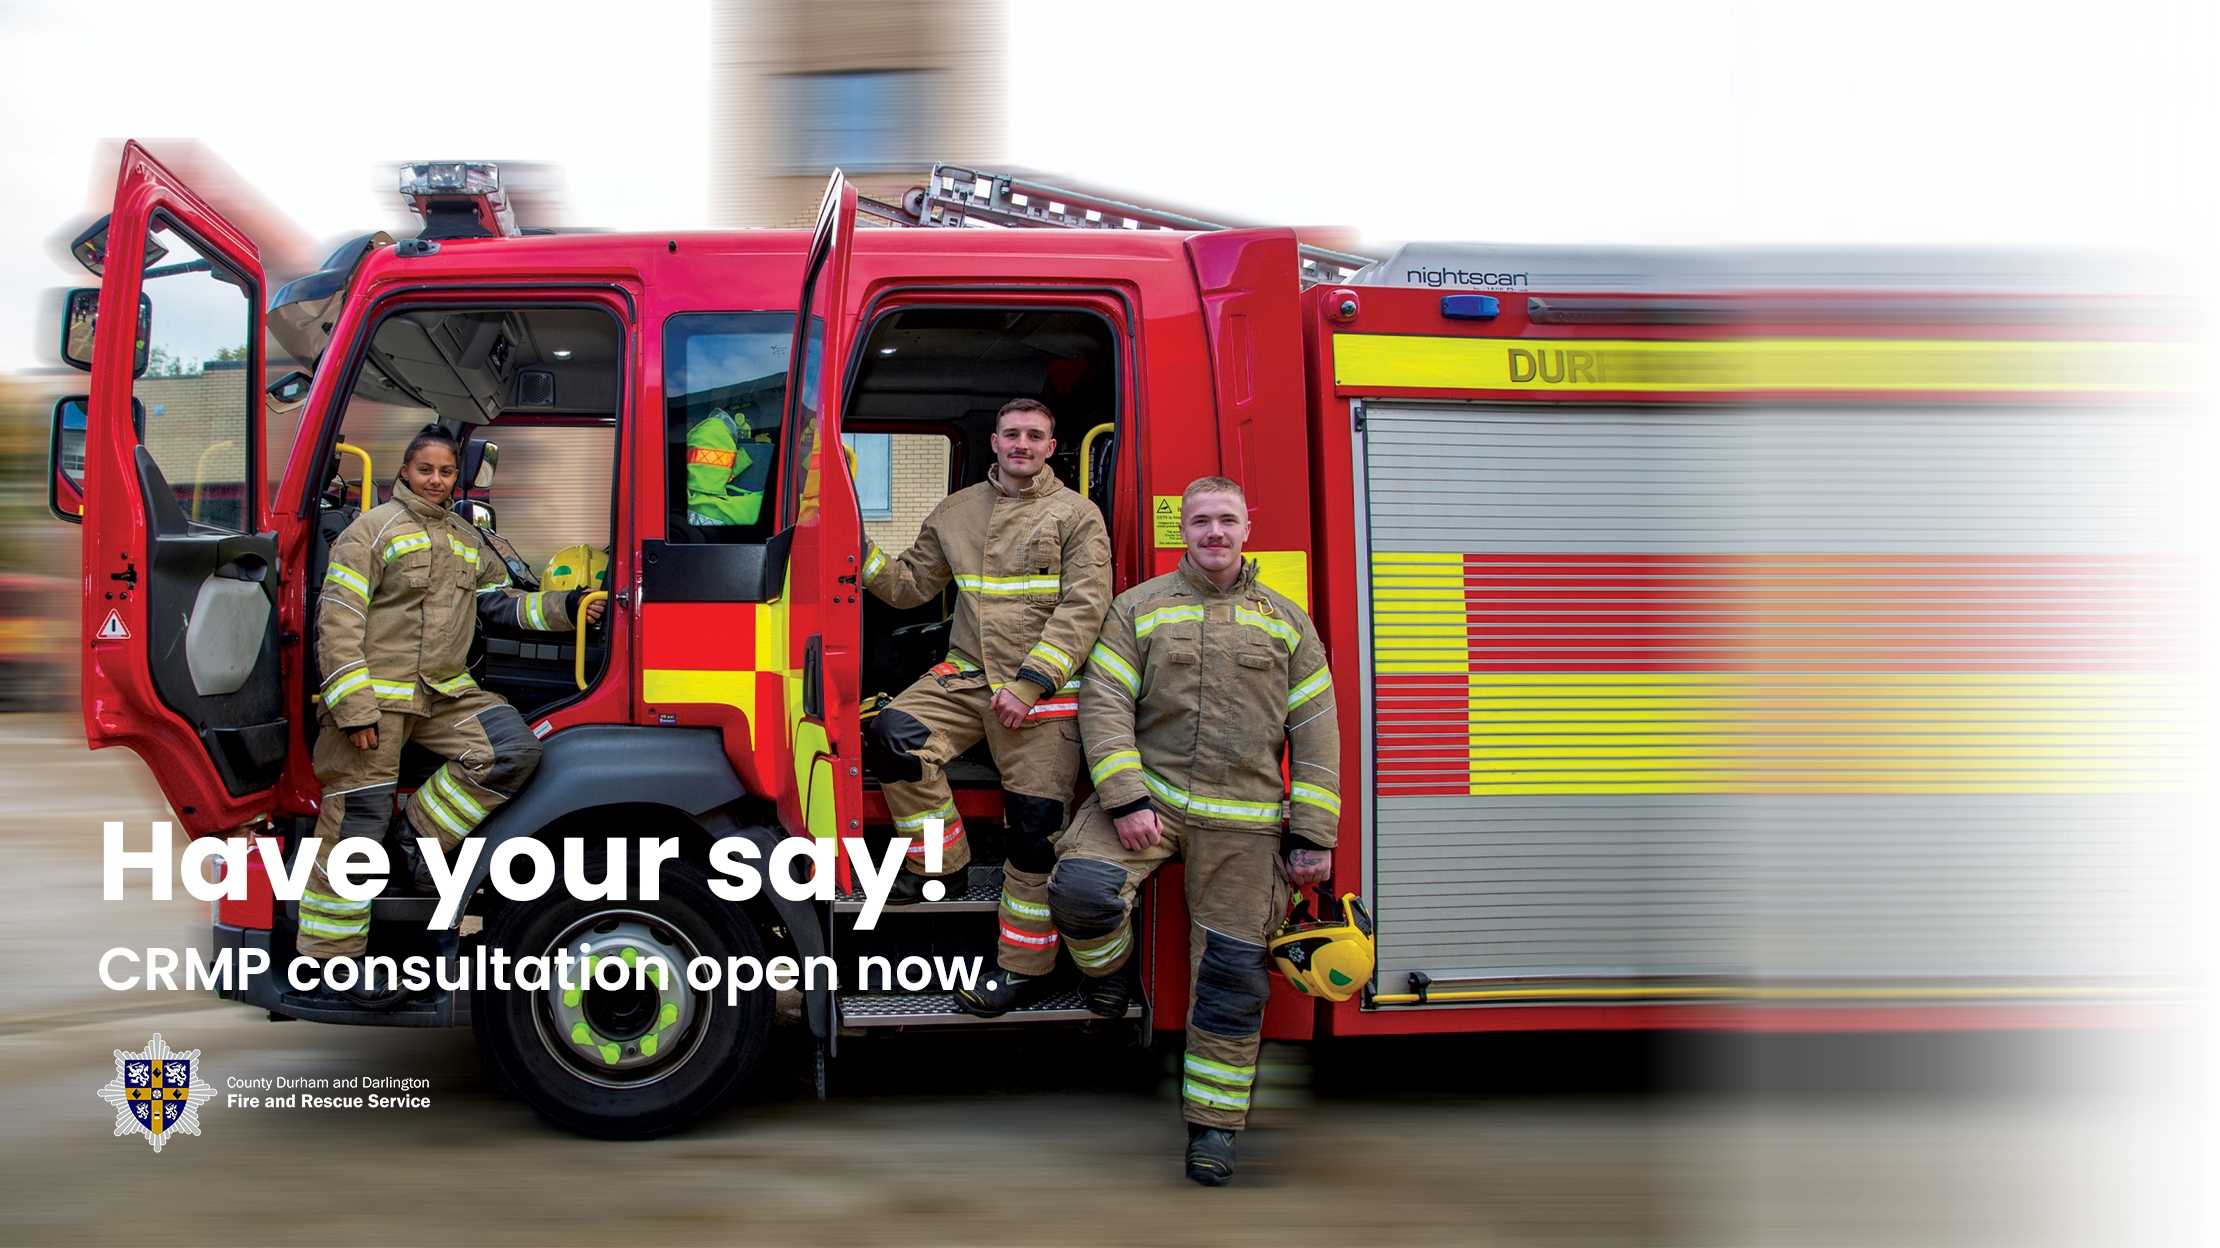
[315,304,625,718]
[663,312,793,541]
[132,216,256,531]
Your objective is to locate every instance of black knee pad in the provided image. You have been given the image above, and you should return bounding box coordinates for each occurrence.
[1006,835,1056,875]
[1002,792,1065,873]
[1048,857,1129,939]
[338,784,397,837]
[863,708,928,784]
[1003,791,1066,837]
[1190,931,1271,1038]
[475,705,542,797]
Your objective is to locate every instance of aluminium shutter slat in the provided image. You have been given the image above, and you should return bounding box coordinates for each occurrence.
[1363,402,2196,988]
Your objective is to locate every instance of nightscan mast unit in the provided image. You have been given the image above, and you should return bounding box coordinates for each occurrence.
[859,163,1376,286]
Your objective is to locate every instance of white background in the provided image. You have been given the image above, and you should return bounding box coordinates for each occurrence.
[0,1,2210,368]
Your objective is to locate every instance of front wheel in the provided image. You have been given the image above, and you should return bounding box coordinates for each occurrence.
[474,852,772,1138]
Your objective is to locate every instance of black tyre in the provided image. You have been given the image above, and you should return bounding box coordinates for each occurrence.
[474,851,772,1138]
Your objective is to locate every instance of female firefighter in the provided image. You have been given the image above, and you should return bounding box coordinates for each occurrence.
[293,426,605,1007]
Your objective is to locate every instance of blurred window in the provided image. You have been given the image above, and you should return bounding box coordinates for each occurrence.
[132,216,254,531]
[843,433,892,519]
[855,432,952,553]
[781,71,930,172]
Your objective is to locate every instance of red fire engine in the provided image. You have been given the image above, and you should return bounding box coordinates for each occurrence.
[50,144,2196,1136]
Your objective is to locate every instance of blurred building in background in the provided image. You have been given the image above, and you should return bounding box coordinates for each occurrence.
[710,0,1006,228]
[0,368,82,709]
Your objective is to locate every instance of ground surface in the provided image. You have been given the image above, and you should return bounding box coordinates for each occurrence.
[0,715,2199,1246]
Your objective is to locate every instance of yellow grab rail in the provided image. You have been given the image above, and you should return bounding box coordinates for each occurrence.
[189,440,237,522]
[1077,422,1114,498]
[333,442,373,507]
[186,437,236,519]
[574,591,609,689]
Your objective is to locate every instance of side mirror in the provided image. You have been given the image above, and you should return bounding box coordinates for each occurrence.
[68,214,170,277]
[61,288,152,376]
[455,498,498,531]
[266,370,313,408]
[463,439,498,491]
[49,396,146,524]
[49,397,86,523]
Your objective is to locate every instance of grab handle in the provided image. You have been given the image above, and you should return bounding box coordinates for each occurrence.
[574,591,609,689]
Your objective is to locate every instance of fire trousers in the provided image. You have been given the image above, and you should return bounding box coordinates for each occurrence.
[1045,795,1290,1130]
[297,687,541,959]
[864,668,1081,972]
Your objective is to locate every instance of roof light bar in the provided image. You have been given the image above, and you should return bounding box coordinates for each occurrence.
[399,161,517,240]
[401,161,501,197]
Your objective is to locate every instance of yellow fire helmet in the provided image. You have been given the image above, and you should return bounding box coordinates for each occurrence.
[1270,889,1375,1002]
[541,544,609,592]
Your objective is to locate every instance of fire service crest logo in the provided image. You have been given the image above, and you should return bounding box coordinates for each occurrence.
[95,1034,213,1152]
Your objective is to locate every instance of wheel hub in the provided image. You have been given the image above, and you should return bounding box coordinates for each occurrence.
[536,913,703,1084]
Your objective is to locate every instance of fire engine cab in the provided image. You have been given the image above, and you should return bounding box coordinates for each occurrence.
[51,145,2197,1137]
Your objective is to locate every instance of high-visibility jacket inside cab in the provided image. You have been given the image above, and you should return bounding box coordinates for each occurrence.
[685,407,772,526]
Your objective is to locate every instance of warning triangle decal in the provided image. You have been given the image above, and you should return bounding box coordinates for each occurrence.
[96,610,130,640]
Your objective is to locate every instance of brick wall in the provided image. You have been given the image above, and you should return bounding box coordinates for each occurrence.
[136,362,254,526]
[863,432,951,551]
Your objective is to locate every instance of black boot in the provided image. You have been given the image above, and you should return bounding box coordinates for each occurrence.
[280,972,355,1013]
[1081,965,1131,1018]
[1185,1124,1238,1186]
[339,956,410,1009]
[953,968,1044,1018]
[396,835,439,896]
[885,868,958,907]
[283,958,402,1012]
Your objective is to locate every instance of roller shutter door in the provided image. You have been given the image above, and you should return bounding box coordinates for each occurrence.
[1361,402,2199,995]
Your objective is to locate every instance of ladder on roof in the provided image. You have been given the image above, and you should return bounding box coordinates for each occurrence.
[857,163,1373,286]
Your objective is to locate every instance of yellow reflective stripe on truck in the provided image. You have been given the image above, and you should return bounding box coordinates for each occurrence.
[1333,334,2195,395]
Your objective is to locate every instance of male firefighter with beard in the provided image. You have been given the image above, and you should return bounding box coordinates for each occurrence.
[858,399,1112,1015]
[1048,475,1339,1185]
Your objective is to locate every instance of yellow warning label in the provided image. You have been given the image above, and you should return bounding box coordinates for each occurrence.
[1152,495,1184,548]
[1246,550,1310,611]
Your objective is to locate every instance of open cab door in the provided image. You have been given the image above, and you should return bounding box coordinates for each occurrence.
[76,142,289,832]
[780,173,864,853]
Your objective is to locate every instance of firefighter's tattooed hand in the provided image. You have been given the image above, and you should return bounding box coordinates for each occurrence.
[1285,846,1332,885]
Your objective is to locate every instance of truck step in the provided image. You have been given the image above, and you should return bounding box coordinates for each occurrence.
[834,864,1002,913]
[837,988,1140,1028]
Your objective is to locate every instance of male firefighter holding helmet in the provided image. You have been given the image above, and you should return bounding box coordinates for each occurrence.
[1047,475,1341,1186]
[858,398,1112,1013]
